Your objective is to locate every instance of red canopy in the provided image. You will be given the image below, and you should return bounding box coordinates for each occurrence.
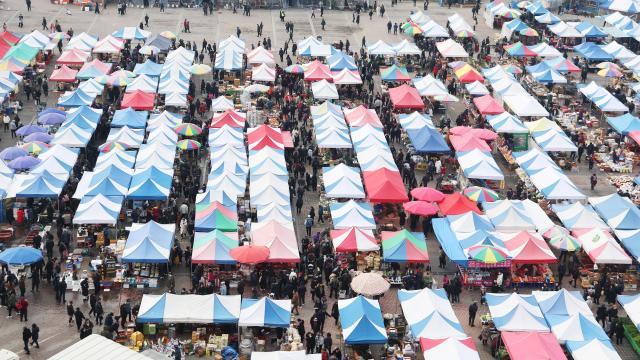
[501,332,567,360]
[230,245,270,264]
[473,95,505,115]
[49,65,79,83]
[121,90,155,110]
[450,133,492,152]
[363,168,409,203]
[330,227,378,253]
[344,105,383,128]
[0,31,20,45]
[389,84,424,109]
[56,49,90,65]
[437,192,481,215]
[210,110,246,128]
[629,130,640,146]
[503,231,557,264]
[247,124,284,150]
[0,41,12,58]
[304,60,333,81]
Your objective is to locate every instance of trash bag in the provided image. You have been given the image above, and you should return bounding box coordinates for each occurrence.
[221,346,238,360]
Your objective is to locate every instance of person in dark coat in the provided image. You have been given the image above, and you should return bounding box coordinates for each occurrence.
[615,319,625,344]
[74,307,85,331]
[22,326,31,354]
[468,301,478,326]
[30,323,39,348]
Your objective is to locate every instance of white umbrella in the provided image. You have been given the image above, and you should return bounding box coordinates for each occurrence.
[350,272,390,296]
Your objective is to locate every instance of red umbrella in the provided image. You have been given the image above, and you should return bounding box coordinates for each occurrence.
[230,245,270,264]
[410,187,445,202]
[403,201,439,216]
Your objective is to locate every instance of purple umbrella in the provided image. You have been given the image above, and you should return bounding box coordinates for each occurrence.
[24,132,53,143]
[0,146,28,161]
[38,108,66,117]
[15,125,46,137]
[37,112,66,125]
[8,155,40,170]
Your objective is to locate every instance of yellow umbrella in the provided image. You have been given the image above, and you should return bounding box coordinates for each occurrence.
[160,31,176,40]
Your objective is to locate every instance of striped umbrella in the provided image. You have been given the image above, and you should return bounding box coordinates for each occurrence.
[597,67,623,78]
[177,139,201,150]
[160,31,177,40]
[467,245,507,264]
[402,21,423,36]
[174,123,203,136]
[502,64,523,74]
[98,141,129,153]
[520,28,539,37]
[49,32,70,41]
[285,64,305,74]
[463,186,500,203]
[22,141,49,155]
[456,30,475,38]
[190,64,212,75]
[543,225,581,251]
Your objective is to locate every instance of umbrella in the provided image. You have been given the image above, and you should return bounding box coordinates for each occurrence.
[37,112,66,125]
[517,0,532,8]
[467,245,507,264]
[502,64,522,74]
[543,225,581,251]
[402,21,423,36]
[456,30,475,38]
[160,31,176,39]
[497,8,521,19]
[98,141,129,153]
[433,94,459,102]
[411,187,445,202]
[24,132,53,143]
[139,45,160,55]
[190,64,212,75]
[463,186,500,203]
[596,61,619,69]
[8,156,40,170]
[49,32,69,41]
[15,125,46,137]
[177,139,201,150]
[174,123,202,136]
[245,84,270,93]
[520,28,539,37]
[22,141,49,155]
[0,247,43,265]
[39,108,66,117]
[285,64,305,74]
[0,147,28,161]
[350,272,390,296]
[230,245,270,264]
[403,201,438,216]
[597,67,623,78]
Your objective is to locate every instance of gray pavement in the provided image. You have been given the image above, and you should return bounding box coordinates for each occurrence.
[0,0,634,358]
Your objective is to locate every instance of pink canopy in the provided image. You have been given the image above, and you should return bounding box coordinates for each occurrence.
[362,168,410,203]
[251,221,300,263]
[472,95,505,115]
[121,90,155,110]
[330,227,379,252]
[247,124,284,150]
[450,133,492,152]
[344,105,383,128]
[49,65,79,82]
[502,332,566,360]
[304,60,333,81]
[502,231,557,264]
[389,85,424,109]
[56,48,91,65]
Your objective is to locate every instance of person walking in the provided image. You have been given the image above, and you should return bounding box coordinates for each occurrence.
[30,323,40,348]
[22,326,32,355]
[468,301,478,327]
[74,307,85,331]
[590,173,597,190]
[304,215,313,236]
[320,18,326,31]
[26,0,31,11]
[17,296,28,322]
[615,319,625,345]
[6,290,16,318]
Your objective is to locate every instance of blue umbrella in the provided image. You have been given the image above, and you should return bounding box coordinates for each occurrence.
[38,108,66,117]
[0,247,43,265]
[24,132,53,143]
[15,125,46,137]
[0,146,28,160]
[37,112,66,125]
[8,155,40,170]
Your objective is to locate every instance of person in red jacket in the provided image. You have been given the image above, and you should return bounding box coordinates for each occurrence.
[17,296,28,322]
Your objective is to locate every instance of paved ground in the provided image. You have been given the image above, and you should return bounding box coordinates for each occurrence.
[0,0,633,359]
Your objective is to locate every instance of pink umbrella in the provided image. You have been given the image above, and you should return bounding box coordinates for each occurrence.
[410,187,445,202]
[403,201,439,216]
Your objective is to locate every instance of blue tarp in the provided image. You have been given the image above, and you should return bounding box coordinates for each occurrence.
[607,113,640,135]
[574,42,614,61]
[57,89,95,107]
[134,59,164,77]
[338,296,388,344]
[111,108,149,128]
[406,127,450,153]
[122,221,174,263]
[432,218,469,266]
[127,166,173,200]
